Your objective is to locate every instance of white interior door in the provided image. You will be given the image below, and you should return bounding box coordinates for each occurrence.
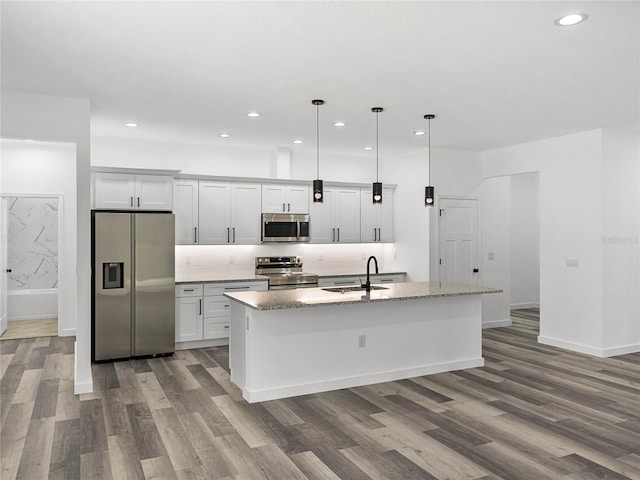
[1,197,8,335]
[438,197,480,286]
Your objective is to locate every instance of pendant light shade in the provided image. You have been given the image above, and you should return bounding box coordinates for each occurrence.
[424,114,436,206]
[312,99,325,203]
[372,107,384,204]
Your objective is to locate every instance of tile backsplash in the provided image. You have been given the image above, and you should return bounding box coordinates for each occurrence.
[175,243,397,277]
[7,197,59,290]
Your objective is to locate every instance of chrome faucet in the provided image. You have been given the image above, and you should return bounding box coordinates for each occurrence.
[362,255,378,292]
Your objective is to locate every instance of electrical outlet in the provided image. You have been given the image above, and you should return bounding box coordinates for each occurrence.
[318,253,323,261]
[185,256,191,265]
[229,255,235,264]
[488,252,494,261]
[358,334,366,348]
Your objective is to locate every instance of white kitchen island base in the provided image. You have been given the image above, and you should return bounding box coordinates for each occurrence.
[229,293,484,403]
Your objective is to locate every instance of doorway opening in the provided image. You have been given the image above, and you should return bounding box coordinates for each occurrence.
[1,195,60,340]
[509,172,540,333]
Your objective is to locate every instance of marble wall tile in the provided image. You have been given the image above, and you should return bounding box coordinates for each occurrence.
[7,197,58,290]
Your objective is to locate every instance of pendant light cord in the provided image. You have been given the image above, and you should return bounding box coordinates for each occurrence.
[376,111,379,182]
[316,104,320,180]
[428,117,431,185]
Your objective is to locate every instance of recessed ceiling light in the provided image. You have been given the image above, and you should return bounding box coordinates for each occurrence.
[554,13,588,26]
[219,133,231,138]
[247,112,261,118]
[124,122,138,127]
[363,146,374,151]
[414,131,425,136]
[333,121,346,127]
[293,139,303,144]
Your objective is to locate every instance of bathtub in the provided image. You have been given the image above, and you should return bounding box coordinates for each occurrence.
[7,288,58,320]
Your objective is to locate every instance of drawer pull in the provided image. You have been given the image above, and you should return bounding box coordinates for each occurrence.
[224,304,230,308]
[224,325,229,329]
[183,288,195,292]
[225,286,249,291]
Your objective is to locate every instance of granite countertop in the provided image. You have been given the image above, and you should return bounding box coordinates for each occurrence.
[314,270,406,278]
[224,281,502,311]
[175,269,406,284]
[175,272,268,284]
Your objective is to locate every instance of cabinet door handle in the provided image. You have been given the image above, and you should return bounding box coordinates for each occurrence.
[373,228,377,242]
[199,298,202,315]
[287,203,290,212]
[227,227,230,243]
[130,196,133,207]
[335,281,356,285]
[225,286,249,291]
[380,278,394,283]
[224,325,229,329]
[232,227,236,243]
[332,228,335,242]
[378,228,381,241]
[194,227,197,244]
[282,203,285,212]
[137,197,140,207]
[337,228,340,242]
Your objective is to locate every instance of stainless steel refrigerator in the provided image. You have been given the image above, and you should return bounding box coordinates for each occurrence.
[92,211,175,361]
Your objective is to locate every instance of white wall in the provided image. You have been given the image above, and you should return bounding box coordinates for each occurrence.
[510,172,540,308]
[1,91,92,393]
[1,140,76,329]
[601,128,640,353]
[92,136,379,184]
[479,176,511,327]
[482,128,640,357]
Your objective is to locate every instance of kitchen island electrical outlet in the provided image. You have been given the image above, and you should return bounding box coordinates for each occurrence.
[185,256,191,265]
[358,334,366,348]
[488,252,494,261]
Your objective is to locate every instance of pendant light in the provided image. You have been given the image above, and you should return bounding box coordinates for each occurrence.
[312,99,325,203]
[424,114,436,206]
[372,107,384,204]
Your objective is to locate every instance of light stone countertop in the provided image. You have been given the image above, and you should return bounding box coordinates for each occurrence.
[224,281,502,311]
[175,269,406,284]
[175,272,268,284]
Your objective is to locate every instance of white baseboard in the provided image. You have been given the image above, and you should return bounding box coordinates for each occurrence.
[482,318,512,329]
[175,338,229,350]
[538,335,640,358]
[510,302,540,310]
[8,314,57,320]
[242,357,485,403]
[74,379,94,395]
[60,327,76,337]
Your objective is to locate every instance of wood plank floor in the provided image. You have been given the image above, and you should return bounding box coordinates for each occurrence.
[1,308,639,480]
[0,318,58,341]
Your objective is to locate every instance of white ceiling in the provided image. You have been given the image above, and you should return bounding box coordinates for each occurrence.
[1,1,638,156]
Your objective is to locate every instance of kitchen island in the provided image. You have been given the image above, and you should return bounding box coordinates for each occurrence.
[225,282,501,403]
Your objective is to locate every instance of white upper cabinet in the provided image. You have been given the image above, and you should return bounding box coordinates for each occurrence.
[197,181,261,245]
[94,172,173,211]
[360,187,393,242]
[174,179,199,245]
[310,187,360,243]
[262,184,309,214]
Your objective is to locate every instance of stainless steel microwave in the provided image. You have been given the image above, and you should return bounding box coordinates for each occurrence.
[262,213,310,243]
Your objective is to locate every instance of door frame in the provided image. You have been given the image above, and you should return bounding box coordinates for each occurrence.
[0,192,64,336]
[433,195,481,283]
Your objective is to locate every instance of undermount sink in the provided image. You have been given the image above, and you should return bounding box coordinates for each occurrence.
[322,285,389,293]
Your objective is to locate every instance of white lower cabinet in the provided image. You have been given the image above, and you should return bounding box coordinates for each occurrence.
[175,280,267,345]
[175,284,204,343]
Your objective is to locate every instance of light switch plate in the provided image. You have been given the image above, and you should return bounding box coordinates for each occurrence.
[566,257,579,268]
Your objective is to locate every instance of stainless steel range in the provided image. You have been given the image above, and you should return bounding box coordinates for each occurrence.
[255,256,319,290]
